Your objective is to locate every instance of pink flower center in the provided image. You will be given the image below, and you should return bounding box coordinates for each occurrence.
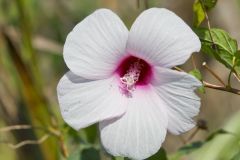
[115,56,152,96]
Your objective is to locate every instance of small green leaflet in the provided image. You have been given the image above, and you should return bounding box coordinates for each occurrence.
[189,69,203,81]
[189,69,205,93]
[193,0,218,27]
[194,28,240,76]
[193,0,205,27]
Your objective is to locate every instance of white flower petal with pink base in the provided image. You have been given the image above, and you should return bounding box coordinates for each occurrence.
[152,67,201,135]
[57,71,128,130]
[127,8,201,68]
[63,9,128,79]
[57,8,203,160]
[99,87,168,160]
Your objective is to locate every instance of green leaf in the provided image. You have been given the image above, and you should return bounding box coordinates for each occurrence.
[189,69,205,93]
[235,51,240,77]
[197,86,206,94]
[169,141,204,160]
[148,148,168,160]
[193,0,205,27]
[188,111,240,160]
[193,0,217,27]
[202,0,218,9]
[84,124,97,144]
[235,51,240,66]
[169,129,231,160]
[179,141,204,154]
[206,129,232,141]
[231,151,240,160]
[82,147,100,160]
[194,28,240,75]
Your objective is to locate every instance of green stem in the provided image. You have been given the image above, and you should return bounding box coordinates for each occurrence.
[228,70,233,88]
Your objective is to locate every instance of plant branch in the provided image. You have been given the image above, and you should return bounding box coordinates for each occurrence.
[173,66,184,72]
[0,125,32,132]
[233,73,240,82]
[187,128,200,142]
[202,62,225,86]
[0,124,68,157]
[203,81,240,95]
[0,124,49,133]
[1,134,49,149]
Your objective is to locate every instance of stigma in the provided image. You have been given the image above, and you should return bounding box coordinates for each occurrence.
[116,56,152,97]
[120,59,143,93]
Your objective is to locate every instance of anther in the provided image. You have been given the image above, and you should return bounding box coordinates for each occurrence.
[120,59,144,95]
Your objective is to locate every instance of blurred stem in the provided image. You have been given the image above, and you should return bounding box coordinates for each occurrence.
[1,28,58,160]
[144,0,149,9]
[0,124,69,158]
[187,128,200,142]
[3,134,50,149]
[191,55,197,69]
[59,135,69,158]
[0,125,47,133]
[1,29,51,125]
[15,0,43,93]
[136,0,140,8]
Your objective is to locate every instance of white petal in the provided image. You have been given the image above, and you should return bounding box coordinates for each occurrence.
[57,71,128,130]
[99,87,168,160]
[63,9,128,79]
[127,8,201,68]
[152,67,201,135]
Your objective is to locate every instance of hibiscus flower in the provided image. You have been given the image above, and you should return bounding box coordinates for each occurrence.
[57,8,201,160]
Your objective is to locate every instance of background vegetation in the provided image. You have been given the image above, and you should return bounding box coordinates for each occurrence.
[0,0,240,159]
